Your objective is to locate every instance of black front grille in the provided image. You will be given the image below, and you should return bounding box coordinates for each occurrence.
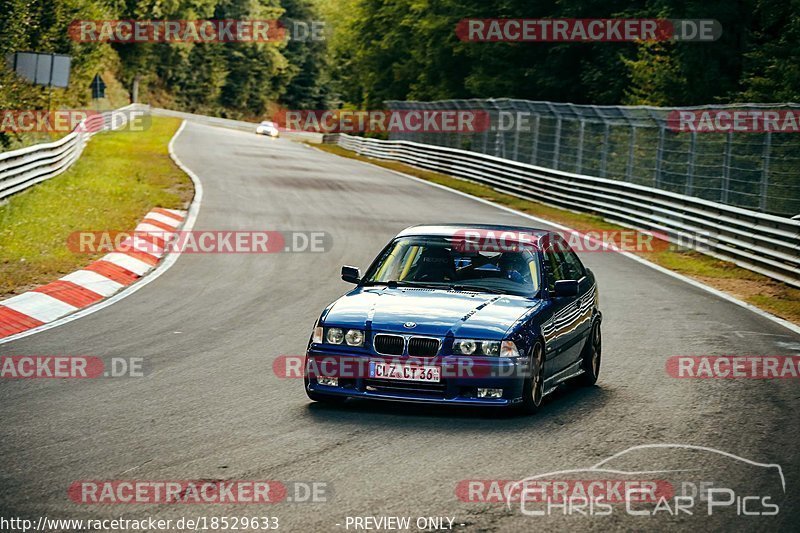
[408,337,440,357]
[364,379,447,396]
[374,334,404,355]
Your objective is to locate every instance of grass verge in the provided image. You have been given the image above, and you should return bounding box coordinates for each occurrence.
[0,117,193,298]
[313,143,800,326]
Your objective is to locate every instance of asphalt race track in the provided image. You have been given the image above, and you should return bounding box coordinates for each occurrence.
[1,121,798,531]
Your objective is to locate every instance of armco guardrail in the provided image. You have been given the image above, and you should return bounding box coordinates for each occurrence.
[387,99,800,216]
[337,133,800,288]
[0,104,139,200]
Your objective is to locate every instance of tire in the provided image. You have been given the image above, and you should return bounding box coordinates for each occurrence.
[517,342,545,414]
[577,320,601,386]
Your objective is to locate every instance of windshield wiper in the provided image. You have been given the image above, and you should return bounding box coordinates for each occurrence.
[447,284,507,295]
[362,280,440,289]
[364,281,509,295]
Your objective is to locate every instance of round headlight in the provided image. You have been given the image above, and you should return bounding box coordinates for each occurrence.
[457,340,477,355]
[345,329,364,346]
[326,328,344,344]
[481,341,500,356]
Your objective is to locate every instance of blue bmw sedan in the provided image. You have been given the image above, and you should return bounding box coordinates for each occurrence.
[304,224,602,413]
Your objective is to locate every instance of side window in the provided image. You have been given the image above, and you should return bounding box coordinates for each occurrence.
[561,249,586,280]
[543,245,565,292]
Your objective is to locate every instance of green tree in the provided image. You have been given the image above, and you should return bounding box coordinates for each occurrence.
[622,41,687,106]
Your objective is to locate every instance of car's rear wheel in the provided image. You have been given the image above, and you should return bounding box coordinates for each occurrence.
[517,342,545,414]
[577,320,601,386]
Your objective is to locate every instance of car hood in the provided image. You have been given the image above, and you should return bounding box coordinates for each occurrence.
[322,287,543,339]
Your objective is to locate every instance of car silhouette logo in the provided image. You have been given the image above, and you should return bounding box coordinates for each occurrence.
[403,322,417,329]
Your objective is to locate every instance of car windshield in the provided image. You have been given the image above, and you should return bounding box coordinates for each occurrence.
[260,121,275,127]
[364,236,540,297]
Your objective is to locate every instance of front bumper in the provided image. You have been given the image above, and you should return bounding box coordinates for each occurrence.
[304,349,527,407]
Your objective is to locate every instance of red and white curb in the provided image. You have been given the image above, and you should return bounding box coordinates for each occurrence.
[0,208,187,339]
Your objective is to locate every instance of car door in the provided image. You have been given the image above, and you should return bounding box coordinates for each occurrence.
[557,243,593,366]
[539,241,580,374]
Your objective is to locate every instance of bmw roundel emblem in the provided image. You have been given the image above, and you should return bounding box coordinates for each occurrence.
[403,322,417,329]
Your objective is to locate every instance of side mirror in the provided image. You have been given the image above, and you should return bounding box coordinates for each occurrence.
[341,265,361,284]
[553,279,579,297]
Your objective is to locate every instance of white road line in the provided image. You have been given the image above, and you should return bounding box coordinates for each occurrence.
[312,145,800,336]
[1,292,78,323]
[0,120,203,345]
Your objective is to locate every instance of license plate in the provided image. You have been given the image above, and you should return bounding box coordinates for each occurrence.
[369,361,441,382]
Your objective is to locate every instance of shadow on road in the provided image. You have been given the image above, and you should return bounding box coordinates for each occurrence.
[303,382,614,433]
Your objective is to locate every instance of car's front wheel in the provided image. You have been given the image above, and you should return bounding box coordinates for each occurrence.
[577,320,601,386]
[517,342,545,414]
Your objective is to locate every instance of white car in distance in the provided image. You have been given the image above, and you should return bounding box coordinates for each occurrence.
[256,120,280,137]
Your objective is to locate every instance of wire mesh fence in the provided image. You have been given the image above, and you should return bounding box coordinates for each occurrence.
[385,99,800,217]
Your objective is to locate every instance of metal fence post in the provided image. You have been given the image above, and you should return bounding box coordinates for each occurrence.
[721,132,732,204]
[530,114,540,165]
[576,119,585,174]
[654,125,665,188]
[552,116,562,169]
[761,132,771,212]
[492,101,503,158]
[686,131,696,196]
[600,123,610,178]
[626,126,637,182]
